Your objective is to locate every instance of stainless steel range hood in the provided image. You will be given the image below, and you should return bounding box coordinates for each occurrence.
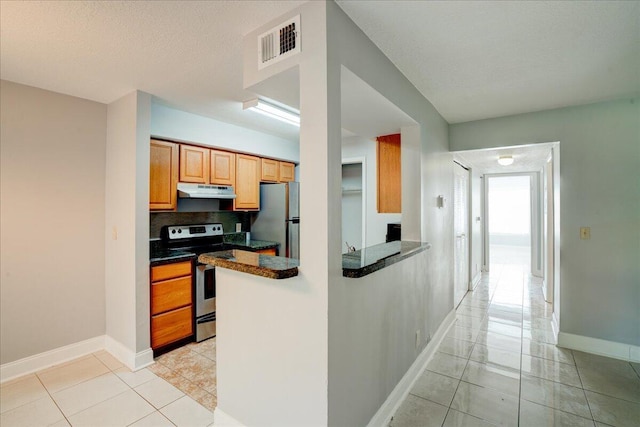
[177,183,236,199]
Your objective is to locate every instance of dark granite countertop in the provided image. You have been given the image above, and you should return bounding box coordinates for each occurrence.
[342,240,431,278]
[150,248,196,266]
[244,239,280,251]
[198,250,299,279]
[150,236,279,266]
[223,233,279,251]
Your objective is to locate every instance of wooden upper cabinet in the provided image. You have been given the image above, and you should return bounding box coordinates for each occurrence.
[377,133,401,213]
[210,149,236,186]
[279,162,295,182]
[179,145,209,183]
[260,158,279,182]
[150,139,178,211]
[235,154,260,210]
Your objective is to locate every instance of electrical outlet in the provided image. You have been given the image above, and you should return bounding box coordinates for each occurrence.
[236,223,242,232]
[580,227,591,240]
[415,330,421,349]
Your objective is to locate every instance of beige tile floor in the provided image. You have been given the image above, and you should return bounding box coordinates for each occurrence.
[148,338,217,412]
[390,248,640,427]
[0,342,216,427]
[3,248,639,427]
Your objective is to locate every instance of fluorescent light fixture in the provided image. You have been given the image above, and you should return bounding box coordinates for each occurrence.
[498,155,514,166]
[242,98,300,127]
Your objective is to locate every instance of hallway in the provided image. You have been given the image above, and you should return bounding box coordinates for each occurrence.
[390,260,640,426]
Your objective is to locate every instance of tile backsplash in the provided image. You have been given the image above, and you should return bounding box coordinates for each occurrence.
[150,211,251,239]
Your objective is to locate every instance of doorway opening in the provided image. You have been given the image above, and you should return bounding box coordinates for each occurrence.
[341,159,366,253]
[487,175,532,269]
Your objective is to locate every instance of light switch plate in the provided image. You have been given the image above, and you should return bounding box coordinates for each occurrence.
[580,227,591,240]
[236,223,242,232]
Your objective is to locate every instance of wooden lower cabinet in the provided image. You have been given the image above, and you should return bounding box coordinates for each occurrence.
[150,260,193,350]
[151,306,193,349]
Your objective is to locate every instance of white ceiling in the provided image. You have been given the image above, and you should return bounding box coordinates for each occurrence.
[1,0,638,141]
[336,0,640,124]
[0,0,306,140]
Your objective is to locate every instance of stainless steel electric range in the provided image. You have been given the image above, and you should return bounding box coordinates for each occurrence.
[161,223,228,342]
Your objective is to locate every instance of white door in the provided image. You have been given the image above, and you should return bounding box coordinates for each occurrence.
[454,162,470,307]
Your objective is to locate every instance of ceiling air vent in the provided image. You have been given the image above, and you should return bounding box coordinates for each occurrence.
[258,15,300,69]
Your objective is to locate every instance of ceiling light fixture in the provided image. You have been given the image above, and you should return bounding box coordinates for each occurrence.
[497,155,514,166]
[242,98,300,127]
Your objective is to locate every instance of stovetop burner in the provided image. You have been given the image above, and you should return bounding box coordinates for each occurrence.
[160,223,228,257]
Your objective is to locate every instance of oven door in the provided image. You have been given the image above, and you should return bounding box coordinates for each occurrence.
[195,264,216,318]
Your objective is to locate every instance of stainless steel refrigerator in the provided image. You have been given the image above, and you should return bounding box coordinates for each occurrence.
[251,182,299,259]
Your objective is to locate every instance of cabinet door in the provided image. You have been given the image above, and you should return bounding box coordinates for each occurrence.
[149,139,178,211]
[377,133,401,213]
[210,149,236,186]
[179,145,209,183]
[235,154,260,210]
[278,162,295,182]
[260,158,279,182]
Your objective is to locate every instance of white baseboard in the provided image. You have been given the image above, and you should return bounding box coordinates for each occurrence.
[367,309,456,427]
[0,334,155,383]
[214,407,246,426]
[104,336,154,371]
[558,332,640,363]
[0,335,106,383]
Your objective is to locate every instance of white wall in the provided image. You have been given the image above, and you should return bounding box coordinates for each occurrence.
[0,80,106,365]
[342,136,401,246]
[327,2,453,426]
[150,103,299,163]
[450,98,640,350]
[214,2,330,425]
[217,2,453,425]
[104,91,152,368]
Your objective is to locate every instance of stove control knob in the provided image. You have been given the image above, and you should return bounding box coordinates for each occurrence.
[171,229,176,234]
[178,229,182,234]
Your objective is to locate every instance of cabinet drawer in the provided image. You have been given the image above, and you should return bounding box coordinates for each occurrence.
[151,261,192,282]
[151,276,192,315]
[151,306,193,349]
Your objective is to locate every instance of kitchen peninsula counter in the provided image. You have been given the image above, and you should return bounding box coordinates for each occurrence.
[198,250,299,279]
[342,240,431,278]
